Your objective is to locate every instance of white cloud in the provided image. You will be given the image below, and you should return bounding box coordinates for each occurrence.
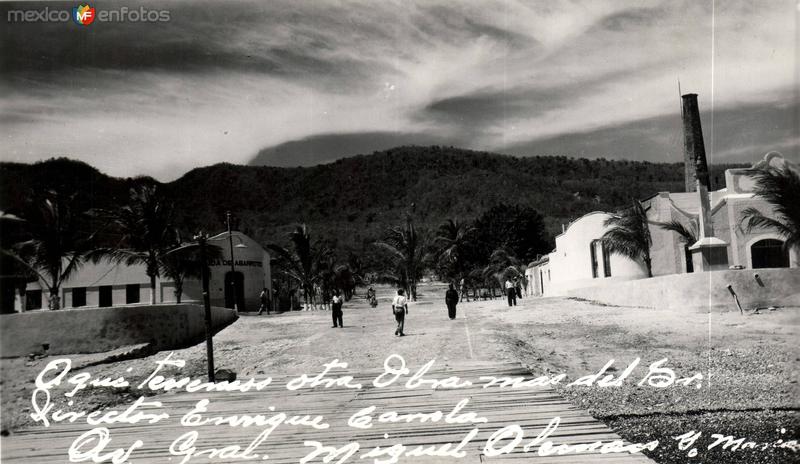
[1,0,796,179]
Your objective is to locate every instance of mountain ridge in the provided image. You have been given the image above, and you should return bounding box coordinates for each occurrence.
[1,146,743,256]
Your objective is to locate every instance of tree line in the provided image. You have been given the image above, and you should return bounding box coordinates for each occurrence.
[1,182,553,311]
[1,185,222,310]
[268,203,551,308]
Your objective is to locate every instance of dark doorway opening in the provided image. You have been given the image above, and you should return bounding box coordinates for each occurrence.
[224,271,245,311]
[1,283,16,313]
[26,289,42,310]
[126,284,140,304]
[99,286,113,307]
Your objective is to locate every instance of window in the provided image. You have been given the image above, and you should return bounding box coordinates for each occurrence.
[751,239,789,269]
[602,242,612,277]
[590,241,599,278]
[72,288,87,307]
[26,290,42,310]
[126,284,140,304]
[99,286,113,307]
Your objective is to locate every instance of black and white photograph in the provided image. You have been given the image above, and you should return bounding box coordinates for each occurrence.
[1,1,798,463]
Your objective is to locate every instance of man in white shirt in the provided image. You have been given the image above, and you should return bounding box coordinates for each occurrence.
[331,290,344,328]
[505,279,517,307]
[392,288,408,336]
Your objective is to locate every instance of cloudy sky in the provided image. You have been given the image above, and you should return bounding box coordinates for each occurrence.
[1,0,797,180]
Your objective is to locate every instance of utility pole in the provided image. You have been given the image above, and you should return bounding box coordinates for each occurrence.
[195,233,215,383]
[226,211,238,311]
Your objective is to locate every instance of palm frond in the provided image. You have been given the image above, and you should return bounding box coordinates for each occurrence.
[741,207,794,236]
[656,219,698,245]
[742,166,800,252]
[601,200,653,276]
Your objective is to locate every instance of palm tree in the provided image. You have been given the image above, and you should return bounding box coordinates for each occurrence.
[374,215,426,300]
[161,239,223,303]
[602,199,653,277]
[345,251,366,290]
[434,219,475,285]
[317,250,338,309]
[334,264,356,301]
[0,212,38,313]
[741,164,800,253]
[91,185,178,304]
[483,247,523,290]
[268,224,332,309]
[0,192,93,310]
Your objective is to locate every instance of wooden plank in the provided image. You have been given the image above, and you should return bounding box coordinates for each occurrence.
[1,362,654,463]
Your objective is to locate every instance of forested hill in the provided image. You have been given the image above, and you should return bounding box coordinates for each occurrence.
[0,146,738,253]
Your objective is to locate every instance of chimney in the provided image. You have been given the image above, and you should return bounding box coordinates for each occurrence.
[681,94,711,192]
[682,93,728,273]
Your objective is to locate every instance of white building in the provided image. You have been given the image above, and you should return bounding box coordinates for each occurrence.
[528,212,647,296]
[528,153,799,297]
[16,231,271,312]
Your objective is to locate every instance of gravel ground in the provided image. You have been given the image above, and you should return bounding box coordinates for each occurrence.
[493,297,800,463]
[607,411,797,464]
[2,284,798,463]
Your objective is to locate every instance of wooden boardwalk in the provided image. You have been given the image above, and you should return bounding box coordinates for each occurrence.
[2,360,654,463]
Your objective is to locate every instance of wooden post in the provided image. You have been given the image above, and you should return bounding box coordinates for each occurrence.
[196,233,216,382]
[726,284,743,315]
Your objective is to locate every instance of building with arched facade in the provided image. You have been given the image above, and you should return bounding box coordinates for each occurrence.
[528,152,798,297]
[644,152,798,276]
[528,94,798,300]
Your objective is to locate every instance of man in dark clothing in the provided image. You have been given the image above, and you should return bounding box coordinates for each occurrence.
[257,287,270,315]
[445,283,459,320]
[331,290,344,328]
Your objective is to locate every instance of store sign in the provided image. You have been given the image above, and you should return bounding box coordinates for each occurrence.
[210,259,263,267]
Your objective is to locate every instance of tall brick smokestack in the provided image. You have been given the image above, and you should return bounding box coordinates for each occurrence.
[681,93,711,192]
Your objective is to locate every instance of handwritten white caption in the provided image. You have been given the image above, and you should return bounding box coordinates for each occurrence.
[27,354,796,463]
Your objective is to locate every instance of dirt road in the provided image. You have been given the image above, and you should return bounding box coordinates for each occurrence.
[2,284,797,463]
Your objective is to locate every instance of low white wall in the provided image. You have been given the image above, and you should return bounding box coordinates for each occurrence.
[0,304,238,358]
[550,274,644,296]
[565,268,800,312]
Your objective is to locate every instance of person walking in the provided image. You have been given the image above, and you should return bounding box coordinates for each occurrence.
[257,287,270,315]
[331,289,344,328]
[445,283,459,320]
[392,288,408,336]
[505,278,517,306]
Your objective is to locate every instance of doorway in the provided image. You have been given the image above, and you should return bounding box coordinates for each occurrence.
[99,286,113,307]
[224,271,245,311]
